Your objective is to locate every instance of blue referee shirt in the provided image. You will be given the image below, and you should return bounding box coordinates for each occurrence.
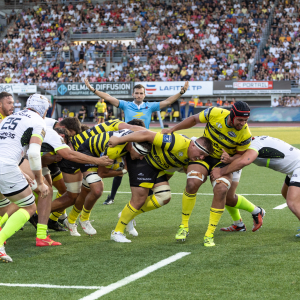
[118,100,160,129]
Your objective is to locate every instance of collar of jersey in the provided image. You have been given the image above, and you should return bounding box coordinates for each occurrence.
[225,116,233,128]
[132,101,145,109]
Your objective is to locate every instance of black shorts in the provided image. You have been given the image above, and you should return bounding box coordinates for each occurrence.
[77,142,97,173]
[48,163,62,179]
[189,155,227,173]
[285,175,290,186]
[97,113,104,117]
[78,113,84,118]
[57,159,82,174]
[126,153,167,188]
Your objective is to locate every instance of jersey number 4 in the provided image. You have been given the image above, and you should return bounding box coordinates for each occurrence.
[1,117,21,130]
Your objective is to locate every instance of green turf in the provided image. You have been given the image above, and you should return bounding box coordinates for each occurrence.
[2,127,300,300]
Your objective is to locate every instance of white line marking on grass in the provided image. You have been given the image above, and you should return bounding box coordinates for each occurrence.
[273,203,288,209]
[0,283,103,289]
[101,191,282,196]
[79,252,191,300]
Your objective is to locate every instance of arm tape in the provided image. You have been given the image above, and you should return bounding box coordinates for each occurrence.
[28,143,42,171]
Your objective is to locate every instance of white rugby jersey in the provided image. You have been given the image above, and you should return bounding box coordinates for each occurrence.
[249,136,300,174]
[0,109,46,164]
[45,117,58,129]
[41,128,69,154]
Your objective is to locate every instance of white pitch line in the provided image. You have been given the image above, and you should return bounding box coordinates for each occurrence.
[80,252,191,300]
[273,203,288,209]
[101,191,282,196]
[0,283,103,289]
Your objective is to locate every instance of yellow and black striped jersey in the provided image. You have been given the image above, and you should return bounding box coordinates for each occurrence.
[146,132,192,170]
[199,107,252,159]
[71,119,124,150]
[85,129,132,160]
[0,112,4,120]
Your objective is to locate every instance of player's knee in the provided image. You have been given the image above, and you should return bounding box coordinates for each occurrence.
[212,178,231,195]
[152,185,171,206]
[186,171,205,193]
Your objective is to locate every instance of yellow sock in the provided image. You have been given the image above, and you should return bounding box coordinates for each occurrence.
[80,205,91,222]
[115,202,138,234]
[205,207,225,237]
[135,195,161,217]
[56,192,62,199]
[33,191,38,204]
[225,205,242,222]
[49,211,62,222]
[68,205,81,224]
[235,194,256,213]
[181,189,196,228]
[0,213,8,227]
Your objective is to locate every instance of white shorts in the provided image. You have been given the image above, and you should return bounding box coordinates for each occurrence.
[232,169,242,182]
[289,168,300,187]
[0,161,29,196]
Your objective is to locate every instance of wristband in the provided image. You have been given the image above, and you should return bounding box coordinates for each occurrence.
[122,169,128,175]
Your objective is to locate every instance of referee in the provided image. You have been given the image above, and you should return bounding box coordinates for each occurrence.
[84,78,189,204]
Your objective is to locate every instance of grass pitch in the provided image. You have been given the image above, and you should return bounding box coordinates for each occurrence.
[2,127,300,300]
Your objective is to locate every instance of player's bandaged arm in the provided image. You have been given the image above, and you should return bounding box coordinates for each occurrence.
[108,130,156,147]
[84,78,119,107]
[56,147,114,166]
[28,136,44,185]
[211,149,258,180]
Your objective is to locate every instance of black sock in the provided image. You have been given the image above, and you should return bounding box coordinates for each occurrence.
[111,176,123,200]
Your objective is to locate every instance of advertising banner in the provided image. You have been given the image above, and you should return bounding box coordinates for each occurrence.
[0,84,37,94]
[214,81,291,94]
[136,81,213,96]
[249,107,300,122]
[57,82,132,96]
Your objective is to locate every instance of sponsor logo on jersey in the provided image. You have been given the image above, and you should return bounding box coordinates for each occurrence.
[178,152,183,157]
[138,173,144,176]
[137,178,152,180]
[41,128,46,139]
[228,131,237,138]
[216,122,222,128]
[163,135,172,143]
[204,108,210,117]
[133,112,145,119]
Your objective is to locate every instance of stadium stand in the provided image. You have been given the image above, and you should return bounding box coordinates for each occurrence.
[0,0,277,90]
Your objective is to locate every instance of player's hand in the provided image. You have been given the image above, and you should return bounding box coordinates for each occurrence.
[220,149,231,164]
[210,168,222,181]
[96,156,114,166]
[38,182,49,198]
[108,136,120,147]
[54,154,63,162]
[84,78,93,91]
[161,128,172,134]
[180,81,189,95]
[23,172,34,187]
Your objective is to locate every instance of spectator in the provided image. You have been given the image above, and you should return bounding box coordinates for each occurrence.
[205,100,213,107]
[76,105,86,123]
[14,99,21,113]
[62,107,69,118]
[179,98,187,120]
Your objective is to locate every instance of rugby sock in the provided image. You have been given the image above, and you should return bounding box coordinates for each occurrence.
[59,209,67,220]
[49,211,63,222]
[235,195,259,214]
[33,191,39,203]
[111,176,122,200]
[115,202,138,234]
[68,205,81,224]
[36,223,48,240]
[80,205,91,222]
[205,207,224,237]
[135,195,161,216]
[0,213,8,227]
[225,205,242,222]
[181,190,197,228]
[0,209,30,246]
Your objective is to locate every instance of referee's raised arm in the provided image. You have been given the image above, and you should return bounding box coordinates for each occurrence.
[159,81,189,109]
[84,78,120,107]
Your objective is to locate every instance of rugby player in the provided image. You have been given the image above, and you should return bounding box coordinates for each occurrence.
[0,94,49,262]
[211,135,300,235]
[0,92,14,122]
[63,128,152,236]
[84,78,189,206]
[108,130,213,242]
[162,102,265,246]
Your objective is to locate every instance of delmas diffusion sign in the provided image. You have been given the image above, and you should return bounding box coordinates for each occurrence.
[57,83,132,96]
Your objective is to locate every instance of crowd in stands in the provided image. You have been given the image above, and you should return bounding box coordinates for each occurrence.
[272,95,300,107]
[0,0,278,89]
